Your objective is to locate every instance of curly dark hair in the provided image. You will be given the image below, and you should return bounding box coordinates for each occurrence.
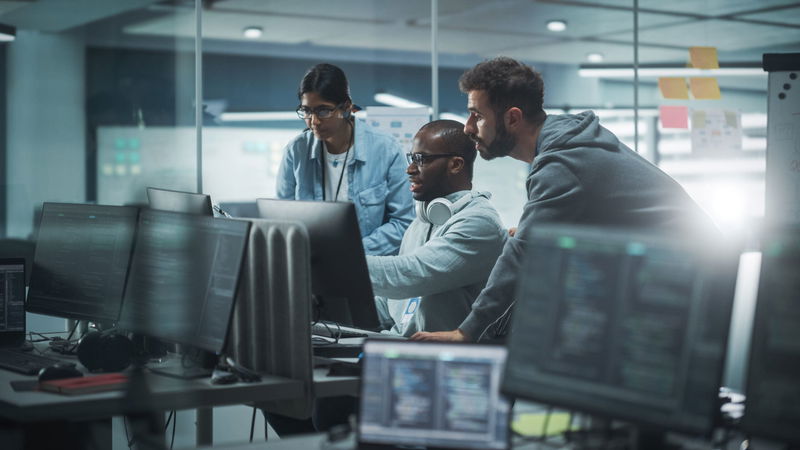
[459,57,546,126]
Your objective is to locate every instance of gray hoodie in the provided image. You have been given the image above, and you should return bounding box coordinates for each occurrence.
[459,111,718,340]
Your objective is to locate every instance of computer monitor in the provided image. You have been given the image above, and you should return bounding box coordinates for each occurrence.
[146,187,213,216]
[0,258,26,347]
[27,203,139,322]
[256,199,380,329]
[742,227,800,446]
[502,225,739,440]
[117,209,250,355]
[358,339,511,450]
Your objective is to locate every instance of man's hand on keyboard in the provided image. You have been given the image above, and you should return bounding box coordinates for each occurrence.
[410,328,468,342]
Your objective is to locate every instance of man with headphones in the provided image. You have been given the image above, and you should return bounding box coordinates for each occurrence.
[366,119,507,337]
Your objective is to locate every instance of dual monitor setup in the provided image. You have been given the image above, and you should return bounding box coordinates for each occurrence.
[17,187,379,376]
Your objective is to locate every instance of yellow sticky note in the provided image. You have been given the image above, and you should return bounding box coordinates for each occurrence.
[689,46,719,69]
[658,77,689,99]
[690,77,721,99]
[512,412,575,437]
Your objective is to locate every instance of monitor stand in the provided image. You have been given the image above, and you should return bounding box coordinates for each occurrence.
[314,294,355,327]
[147,346,217,379]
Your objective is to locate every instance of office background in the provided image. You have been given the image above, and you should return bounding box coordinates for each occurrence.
[0,0,798,447]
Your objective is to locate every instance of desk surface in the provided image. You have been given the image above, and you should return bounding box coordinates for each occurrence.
[1,354,359,424]
[0,367,304,423]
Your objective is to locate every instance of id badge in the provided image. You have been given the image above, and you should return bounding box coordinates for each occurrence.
[399,297,420,328]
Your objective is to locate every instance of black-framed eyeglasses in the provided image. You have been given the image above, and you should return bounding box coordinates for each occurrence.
[296,104,344,120]
[405,152,461,168]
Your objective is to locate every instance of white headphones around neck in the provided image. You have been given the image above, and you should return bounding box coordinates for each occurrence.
[416,191,491,226]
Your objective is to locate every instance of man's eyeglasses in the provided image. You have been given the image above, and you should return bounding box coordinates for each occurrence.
[296,104,344,120]
[405,152,461,168]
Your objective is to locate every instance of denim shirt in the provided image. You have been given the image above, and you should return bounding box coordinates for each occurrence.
[276,119,414,256]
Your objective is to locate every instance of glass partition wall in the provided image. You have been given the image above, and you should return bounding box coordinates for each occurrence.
[2,0,795,240]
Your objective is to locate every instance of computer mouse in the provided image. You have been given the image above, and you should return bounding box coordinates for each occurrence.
[38,363,84,382]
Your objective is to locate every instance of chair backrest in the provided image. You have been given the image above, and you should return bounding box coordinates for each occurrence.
[225,218,314,419]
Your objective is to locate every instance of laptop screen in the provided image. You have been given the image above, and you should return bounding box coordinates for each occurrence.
[0,258,26,346]
[359,339,510,450]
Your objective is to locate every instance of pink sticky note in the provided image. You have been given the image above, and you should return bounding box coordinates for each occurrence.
[659,105,689,129]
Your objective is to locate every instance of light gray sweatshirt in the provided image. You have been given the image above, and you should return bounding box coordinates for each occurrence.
[367,190,507,336]
[459,111,719,340]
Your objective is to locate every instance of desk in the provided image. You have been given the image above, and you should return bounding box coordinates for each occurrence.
[0,362,303,449]
[312,367,359,398]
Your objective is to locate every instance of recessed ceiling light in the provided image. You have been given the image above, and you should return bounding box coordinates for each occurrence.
[586,52,604,63]
[546,20,567,32]
[242,26,263,39]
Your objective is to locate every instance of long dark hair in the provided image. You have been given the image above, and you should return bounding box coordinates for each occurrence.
[298,63,352,105]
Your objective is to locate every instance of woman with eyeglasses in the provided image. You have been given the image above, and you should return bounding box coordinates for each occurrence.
[276,63,413,256]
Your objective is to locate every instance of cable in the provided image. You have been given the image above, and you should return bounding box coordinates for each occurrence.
[250,407,257,442]
[164,410,173,431]
[123,417,135,449]
[170,411,176,450]
[65,320,80,341]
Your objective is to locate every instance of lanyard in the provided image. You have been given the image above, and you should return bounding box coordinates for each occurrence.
[320,121,354,202]
[321,146,350,201]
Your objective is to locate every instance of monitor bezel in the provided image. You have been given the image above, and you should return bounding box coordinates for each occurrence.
[256,199,380,329]
[740,227,800,445]
[146,187,214,217]
[26,202,139,323]
[501,224,738,437]
[0,257,27,347]
[117,209,250,355]
[357,338,512,450]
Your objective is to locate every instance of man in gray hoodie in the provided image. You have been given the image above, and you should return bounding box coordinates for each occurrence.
[412,57,716,342]
[368,119,507,336]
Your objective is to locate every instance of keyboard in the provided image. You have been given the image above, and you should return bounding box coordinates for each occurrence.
[311,321,372,339]
[0,349,62,375]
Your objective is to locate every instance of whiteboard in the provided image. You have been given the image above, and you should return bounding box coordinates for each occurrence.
[765,69,800,225]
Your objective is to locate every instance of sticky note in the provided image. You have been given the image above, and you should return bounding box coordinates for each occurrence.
[658,77,689,99]
[689,46,719,69]
[692,110,707,129]
[659,105,689,129]
[512,412,575,437]
[724,110,739,128]
[690,78,721,99]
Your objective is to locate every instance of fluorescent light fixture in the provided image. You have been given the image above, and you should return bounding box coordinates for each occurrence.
[440,112,467,123]
[586,52,604,63]
[219,111,297,122]
[546,20,567,32]
[0,23,15,42]
[374,92,428,108]
[579,64,764,78]
[242,26,263,39]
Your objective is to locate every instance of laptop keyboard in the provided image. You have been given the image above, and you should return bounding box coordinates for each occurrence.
[0,349,62,375]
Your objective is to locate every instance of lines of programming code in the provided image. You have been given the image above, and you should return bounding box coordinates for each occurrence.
[360,342,509,450]
[504,227,735,435]
[27,204,137,321]
[118,210,249,354]
[0,264,25,332]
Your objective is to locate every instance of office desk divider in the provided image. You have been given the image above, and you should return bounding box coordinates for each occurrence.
[225,218,314,419]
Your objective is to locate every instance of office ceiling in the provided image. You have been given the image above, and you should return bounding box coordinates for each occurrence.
[1,0,799,66]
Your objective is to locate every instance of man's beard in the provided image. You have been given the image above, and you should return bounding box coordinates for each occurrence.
[481,121,516,160]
